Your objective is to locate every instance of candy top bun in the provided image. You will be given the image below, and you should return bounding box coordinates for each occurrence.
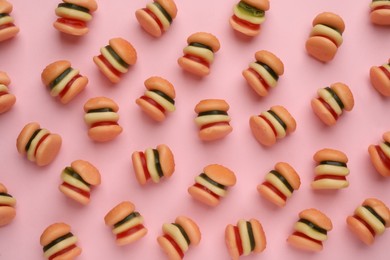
[0,0,13,13]
[104,201,135,226]
[0,71,11,85]
[255,50,284,76]
[362,198,390,228]
[0,183,7,193]
[156,0,178,19]
[299,208,333,231]
[16,122,40,155]
[157,144,175,177]
[270,105,297,133]
[41,60,71,86]
[65,0,98,12]
[175,216,201,245]
[243,0,270,11]
[108,38,137,66]
[71,160,101,186]
[313,148,348,163]
[203,164,236,186]
[145,76,176,99]
[187,32,221,53]
[40,222,71,246]
[312,12,345,34]
[83,97,119,112]
[383,131,390,143]
[331,82,354,111]
[194,99,229,113]
[274,162,300,190]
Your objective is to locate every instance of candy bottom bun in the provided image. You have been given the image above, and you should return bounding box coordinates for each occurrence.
[371,10,390,26]
[59,185,89,205]
[178,56,210,77]
[368,145,390,177]
[136,98,165,122]
[88,125,123,142]
[229,17,259,37]
[0,93,16,114]
[305,36,338,62]
[35,134,62,166]
[53,21,88,36]
[117,228,148,246]
[242,69,268,96]
[93,56,120,83]
[60,76,88,104]
[225,224,240,260]
[257,184,286,207]
[188,186,219,206]
[135,9,162,37]
[0,207,16,226]
[249,115,276,146]
[287,233,323,252]
[0,26,19,42]
[199,124,232,141]
[346,216,375,245]
[311,98,337,126]
[157,235,182,260]
[370,66,390,97]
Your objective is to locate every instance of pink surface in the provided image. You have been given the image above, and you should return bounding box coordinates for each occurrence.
[1,0,390,259]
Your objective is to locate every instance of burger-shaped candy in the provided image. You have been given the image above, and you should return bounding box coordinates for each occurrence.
[0,0,19,42]
[370,58,390,96]
[370,0,390,26]
[368,131,390,177]
[0,71,16,114]
[0,183,16,227]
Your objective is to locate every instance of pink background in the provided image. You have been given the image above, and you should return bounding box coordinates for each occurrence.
[1,0,390,259]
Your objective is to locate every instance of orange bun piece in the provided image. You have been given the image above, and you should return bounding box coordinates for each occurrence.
[53,0,98,36]
[346,198,390,245]
[104,201,148,246]
[311,82,354,126]
[242,50,284,97]
[311,148,349,190]
[0,0,19,42]
[0,183,16,227]
[229,0,270,37]
[194,99,232,141]
[257,162,300,207]
[93,37,137,83]
[287,208,333,252]
[225,218,266,260]
[370,58,390,97]
[368,131,390,177]
[249,105,296,146]
[83,97,123,142]
[41,60,88,104]
[157,216,201,260]
[131,144,175,185]
[188,164,237,207]
[136,76,176,122]
[59,160,101,205]
[178,32,221,77]
[0,71,16,114]
[305,12,345,62]
[135,0,178,38]
[370,1,390,26]
[40,222,82,260]
[16,122,62,166]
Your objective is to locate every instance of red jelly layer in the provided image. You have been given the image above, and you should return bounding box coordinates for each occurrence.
[193,183,220,200]
[314,175,347,181]
[0,91,8,97]
[48,244,77,260]
[315,34,339,47]
[291,232,322,246]
[376,145,390,170]
[247,68,270,91]
[200,121,230,131]
[232,15,260,30]
[58,74,82,99]
[183,54,210,68]
[353,215,376,237]
[318,97,339,120]
[163,234,184,258]
[139,152,151,181]
[116,224,145,239]
[0,23,15,30]
[142,8,163,32]
[233,226,244,256]
[140,95,165,113]
[34,134,49,157]
[56,18,86,29]
[261,181,287,201]
[373,5,390,12]
[379,66,390,80]
[61,182,90,198]
[96,55,122,78]
[259,115,277,137]
[90,121,119,128]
